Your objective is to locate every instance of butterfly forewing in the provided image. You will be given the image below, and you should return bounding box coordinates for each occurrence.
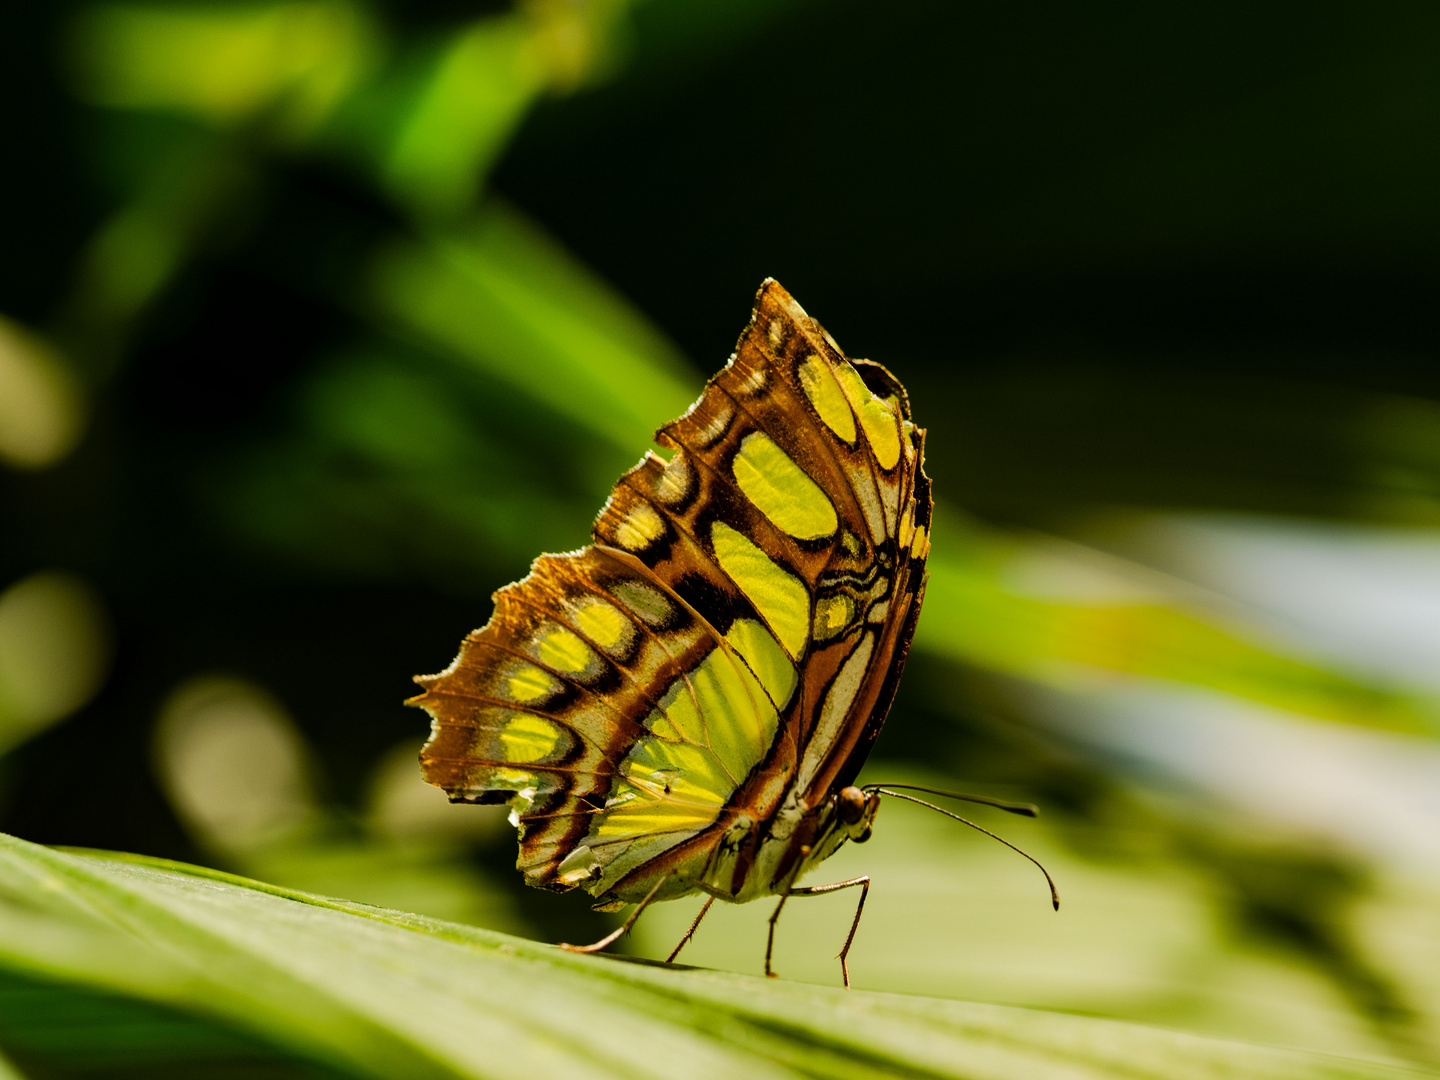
[412,279,931,908]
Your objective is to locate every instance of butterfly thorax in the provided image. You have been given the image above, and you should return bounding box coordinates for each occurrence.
[701,783,881,905]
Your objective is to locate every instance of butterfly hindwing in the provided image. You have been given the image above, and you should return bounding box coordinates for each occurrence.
[412,279,931,907]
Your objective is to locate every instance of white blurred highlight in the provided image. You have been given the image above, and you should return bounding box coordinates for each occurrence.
[1028,677,1440,868]
[1038,514,1440,869]
[1117,515,1440,694]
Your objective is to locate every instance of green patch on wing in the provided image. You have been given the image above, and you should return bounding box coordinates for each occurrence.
[596,641,782,847]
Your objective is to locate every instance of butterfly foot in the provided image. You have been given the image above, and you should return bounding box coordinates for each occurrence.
[557,922,630,955]
[558,940,611,954]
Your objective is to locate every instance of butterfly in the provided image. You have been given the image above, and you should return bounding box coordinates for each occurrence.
[410,279,932,986]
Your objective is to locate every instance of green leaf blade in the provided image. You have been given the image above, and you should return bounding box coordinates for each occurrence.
[0,835,1427,1080]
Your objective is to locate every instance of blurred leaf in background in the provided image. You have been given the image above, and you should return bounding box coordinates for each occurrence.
[0,571,110,758]
[3,0,1440,1074]
[1,834,1421,1080]
[0,319,85,471]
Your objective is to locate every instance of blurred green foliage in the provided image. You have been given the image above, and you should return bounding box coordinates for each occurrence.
[4,0,1440,1073]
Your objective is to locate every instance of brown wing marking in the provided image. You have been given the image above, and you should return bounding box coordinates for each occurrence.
[414,546,721,890]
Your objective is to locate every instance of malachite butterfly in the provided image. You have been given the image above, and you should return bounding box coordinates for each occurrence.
[410,280,933,985]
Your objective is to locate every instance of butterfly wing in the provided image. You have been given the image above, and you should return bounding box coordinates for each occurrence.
[678,286,933,811]
[604,281,933,900]
[411,280,931,906]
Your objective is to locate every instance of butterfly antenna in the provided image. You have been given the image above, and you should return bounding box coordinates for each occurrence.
[870,788,1060,911]
[862,783,1038,817]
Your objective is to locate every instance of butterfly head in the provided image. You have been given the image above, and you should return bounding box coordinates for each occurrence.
[834,785,881,844]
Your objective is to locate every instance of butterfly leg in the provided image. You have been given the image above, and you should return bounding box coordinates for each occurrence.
[764,892,791,979]
[559,873,670,955]
[666,896,715,963]
[785,876,871,989]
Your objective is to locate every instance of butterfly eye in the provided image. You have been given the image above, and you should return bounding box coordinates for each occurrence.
[836,785,867,826]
